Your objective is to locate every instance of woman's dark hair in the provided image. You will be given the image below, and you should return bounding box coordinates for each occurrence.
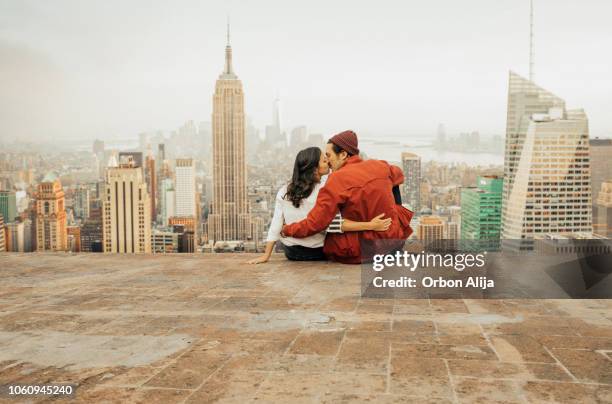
[327,141,354,157]
[284,147,321,208]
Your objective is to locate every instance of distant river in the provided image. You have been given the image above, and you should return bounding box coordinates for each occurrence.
[360,137,503,166]
[75,136,504,167]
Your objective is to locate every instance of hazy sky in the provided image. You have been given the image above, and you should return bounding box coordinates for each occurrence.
[1,0,611,143]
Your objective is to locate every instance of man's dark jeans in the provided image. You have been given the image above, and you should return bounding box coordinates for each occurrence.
[282,244,327,261]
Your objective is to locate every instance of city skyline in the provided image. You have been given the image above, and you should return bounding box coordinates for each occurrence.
[1,0,612,144]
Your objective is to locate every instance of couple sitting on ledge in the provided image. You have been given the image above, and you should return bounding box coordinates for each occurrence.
[247,130,414,265]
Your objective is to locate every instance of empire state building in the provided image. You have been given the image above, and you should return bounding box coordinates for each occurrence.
[207,25,252,243]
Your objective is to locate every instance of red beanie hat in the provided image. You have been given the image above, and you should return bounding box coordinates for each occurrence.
[329,130,359,156]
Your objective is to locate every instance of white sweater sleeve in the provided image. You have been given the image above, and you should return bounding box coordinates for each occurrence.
[266,188,285,242]
[326,212,344,233]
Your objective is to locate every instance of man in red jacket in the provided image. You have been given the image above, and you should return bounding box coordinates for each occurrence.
[282,130,414,264]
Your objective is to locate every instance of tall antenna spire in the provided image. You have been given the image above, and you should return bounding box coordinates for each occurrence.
[226,15,230,46]
[529,0,535,82]
[223,15,234,76]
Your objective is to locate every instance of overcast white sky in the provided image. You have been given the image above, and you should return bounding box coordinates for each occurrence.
[1,0,611,143]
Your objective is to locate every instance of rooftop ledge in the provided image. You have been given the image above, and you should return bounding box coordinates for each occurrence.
[0,253,611,403]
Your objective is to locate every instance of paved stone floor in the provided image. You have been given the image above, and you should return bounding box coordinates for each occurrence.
[0,253,611,403]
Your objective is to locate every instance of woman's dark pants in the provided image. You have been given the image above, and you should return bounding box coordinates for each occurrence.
[281,244,327,261]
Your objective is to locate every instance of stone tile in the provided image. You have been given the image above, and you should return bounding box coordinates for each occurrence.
[464,300,512,315]
[321,372,387,396]
[222,351,283,372]
[453,378,523,404]
[389,354,451,398]
[447,359,571,382]
[70,386,137,403]
[289,330,344,356]
[132,387,192,403]
[393,299,431,315]
[438,333,488,346]
[185,370,266,403]
[273,354,335,373]
[490,334,555,363]
[335,335,390,373]
[356,301,394,316]
[392,319,435,334]
[252,372,327,402]
[483,315,578,336]
[536,335,612,350]
[393,343,496,361]
[101,366,159,387]
[347,321,391,332]
[551,348,612,384]
[522,381,612,404]
[321,394,452,404]
[436,321,488,346]
[430,299,469,314]
[144,351,229,389]
[346,330,438,344]
[320,297,359,312]
[568,318,612,338]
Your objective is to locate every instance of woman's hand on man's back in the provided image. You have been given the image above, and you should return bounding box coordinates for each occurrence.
[369,213,392,231]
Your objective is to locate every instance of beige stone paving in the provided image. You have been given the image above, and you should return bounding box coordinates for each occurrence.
[0,253,610,403]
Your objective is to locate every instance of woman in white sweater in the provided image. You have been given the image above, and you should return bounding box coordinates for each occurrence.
[247,147,391,264]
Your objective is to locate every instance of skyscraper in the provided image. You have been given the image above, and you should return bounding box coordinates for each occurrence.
[417,216,445,245]
[102,157,151,253]
[588,138,612,208]
[594,181,612,238]
[35,174,67,251]
[145,150,157,222]
[73,186,90,220]
[6,220,25,252]
[208,25,253,243]
[501,73,592,248]
[461,175,503,250]
[0,190,17,223]
[175,158,196,217]
[80,219,103,252]
[401,152,421,213]
[67,226,81,252]
[0,213,5,252]
[158,178,175,226]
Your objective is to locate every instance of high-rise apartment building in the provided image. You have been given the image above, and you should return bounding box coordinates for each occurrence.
[594,181,612,238]
[0,213,5,252]
[35,175,67,251]
[461,175,503,250]
[175,158,196,217]
[0,190,17,223]
[102,158,151,253]
[67,226,81,252]
[589,138,612,215]
[145,150,157,223]
[401,152,421,213]
[158,178,175,226]
[74,186,90,220]
[151,229,179,253]
[6,220,25,252]
[80,219,103,252]
[417,216,445,245]
[501,73,593,249]
[207,27,253,243]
